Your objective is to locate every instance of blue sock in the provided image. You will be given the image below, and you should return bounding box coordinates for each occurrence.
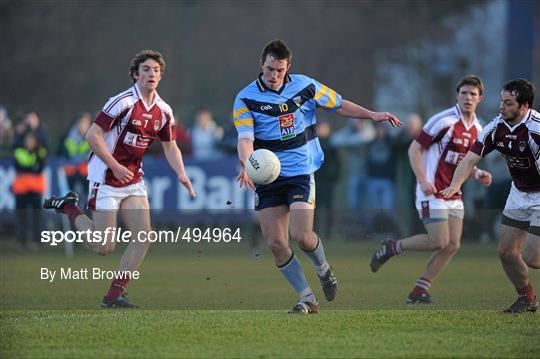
[301,236,329,276]
[278,253,313,300]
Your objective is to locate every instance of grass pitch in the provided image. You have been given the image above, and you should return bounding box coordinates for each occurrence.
[1,241,539,358]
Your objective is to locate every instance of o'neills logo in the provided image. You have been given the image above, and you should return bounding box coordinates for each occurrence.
[249,155,260,170]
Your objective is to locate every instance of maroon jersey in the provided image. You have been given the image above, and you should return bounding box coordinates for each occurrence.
[87,84,176,187]
[471,109,540,192]
[415,106,482,201]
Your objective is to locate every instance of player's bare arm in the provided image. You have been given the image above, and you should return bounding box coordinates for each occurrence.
[236,138,256,191]
[440,151,482,198]
[335,99,402,127]
[408,140,437,195]
[161,140,196,198]
[85,123,134,184]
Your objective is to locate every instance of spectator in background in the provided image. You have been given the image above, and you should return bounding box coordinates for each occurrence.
[0,106,14,153]
[12,111,49,150]
[366,124,396,210]
[190,106,224,160]
[479,151,512,242]
[330,118,376,210]
[175,116,192,156]
[12,130,48,250]
[315,120,340,239]
[220,112,241,155]
[365,123,400,236]
[59,112,92,204]
[395,113,424,236]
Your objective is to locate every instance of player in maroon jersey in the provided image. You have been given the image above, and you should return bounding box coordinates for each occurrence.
[442,79,539,313]
[44,50,195,308]
[370,75,492,304]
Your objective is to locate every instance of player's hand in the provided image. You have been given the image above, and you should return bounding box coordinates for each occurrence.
[419,179,437,196]
[112,164,134,184]
[476,170,492,187]
[440,186,462,198]
[237,167,256,191]
[372,112,402,127]
[178,173,196,198]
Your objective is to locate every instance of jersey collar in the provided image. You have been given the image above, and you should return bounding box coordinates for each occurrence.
[256,73,292,95]
[454,104,477,131]
[501,109,531,132]
[133,83,160,111]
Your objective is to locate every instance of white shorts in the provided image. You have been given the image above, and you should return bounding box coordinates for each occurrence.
[88,181,147,211]
[416,198,464,223]
[503,182,540,228]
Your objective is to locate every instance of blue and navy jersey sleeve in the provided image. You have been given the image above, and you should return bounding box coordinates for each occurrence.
[311,78,342,111]
[233,94,255,141]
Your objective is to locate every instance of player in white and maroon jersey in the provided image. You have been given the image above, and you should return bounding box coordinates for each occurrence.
[44,50,195,308]
[442,79,539,313]
[370,75,493,304]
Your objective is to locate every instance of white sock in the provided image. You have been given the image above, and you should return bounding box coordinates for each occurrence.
[299,288,316,303]
[315,261,330,277]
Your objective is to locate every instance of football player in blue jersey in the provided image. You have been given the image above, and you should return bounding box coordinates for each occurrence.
[233,39,401,314]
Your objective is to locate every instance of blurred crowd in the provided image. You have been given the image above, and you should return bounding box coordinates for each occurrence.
[0,105,511,249]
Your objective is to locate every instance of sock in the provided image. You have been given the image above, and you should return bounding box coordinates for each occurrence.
[63,204,84,225]
[105,278,129,300]
[301,236,330,276]
[410,277,431,297]
[387,239,403,255]
[278,253,314,301]
[299,288,317,304]
[517,282,536,302]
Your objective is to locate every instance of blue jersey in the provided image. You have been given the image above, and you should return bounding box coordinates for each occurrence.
[233,74,342,177]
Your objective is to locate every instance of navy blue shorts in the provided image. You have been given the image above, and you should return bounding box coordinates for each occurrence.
[254,174,315,211]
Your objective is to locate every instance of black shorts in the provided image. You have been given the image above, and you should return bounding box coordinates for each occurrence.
[254,174,315,211]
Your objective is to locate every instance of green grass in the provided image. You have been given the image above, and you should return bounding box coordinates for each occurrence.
[1,242,539,358]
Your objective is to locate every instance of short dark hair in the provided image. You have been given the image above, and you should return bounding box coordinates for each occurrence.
[194,106,212,117]
[261,39,292,64]
[129,50,166,83]
[456,75,484,95]
[502,79,535,107]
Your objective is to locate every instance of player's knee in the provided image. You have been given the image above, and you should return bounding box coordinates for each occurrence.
[430,237,449,251]
[267,239,288,255]
[445,241,460,254]
[290,231,311,247]
[498,246,520,262]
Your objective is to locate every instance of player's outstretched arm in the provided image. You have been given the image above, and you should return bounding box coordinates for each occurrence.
[440,151,482,198]
[236,139,255,191]
[335,100,402,127]
[161,140,195,198]
[86,123,134,184]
